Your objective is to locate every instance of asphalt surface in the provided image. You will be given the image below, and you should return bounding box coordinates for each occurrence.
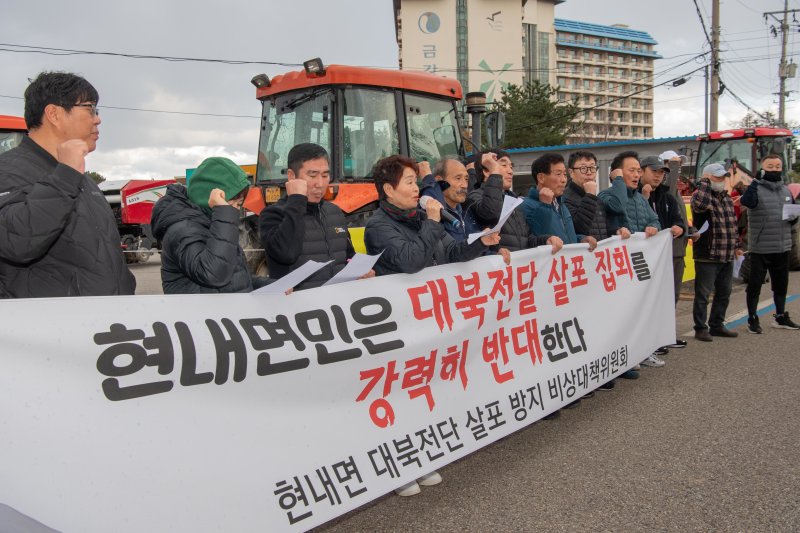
[131,259,800,532]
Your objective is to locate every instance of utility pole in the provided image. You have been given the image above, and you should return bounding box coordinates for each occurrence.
[709,0,720,132]
[765,2,799,127]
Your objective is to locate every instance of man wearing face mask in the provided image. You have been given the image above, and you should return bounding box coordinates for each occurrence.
[690,164,743,342]
[740,154,800,332]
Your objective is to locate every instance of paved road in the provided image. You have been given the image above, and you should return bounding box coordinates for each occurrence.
[131,260,800,532]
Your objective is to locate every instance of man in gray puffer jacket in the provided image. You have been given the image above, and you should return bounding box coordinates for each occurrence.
[740,153,799,332]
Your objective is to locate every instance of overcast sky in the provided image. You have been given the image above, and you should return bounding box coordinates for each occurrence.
[1,0,797,179]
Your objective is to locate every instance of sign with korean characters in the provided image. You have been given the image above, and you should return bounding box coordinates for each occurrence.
[0,231,675,532]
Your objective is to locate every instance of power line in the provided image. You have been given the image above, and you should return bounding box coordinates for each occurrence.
[0,94,259,119]
[0,43,304,67]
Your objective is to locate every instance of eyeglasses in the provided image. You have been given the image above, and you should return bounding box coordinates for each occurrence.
[72,103,99,117]
[571,166,598,174]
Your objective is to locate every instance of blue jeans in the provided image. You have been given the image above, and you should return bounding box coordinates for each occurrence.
[693,260,733,331]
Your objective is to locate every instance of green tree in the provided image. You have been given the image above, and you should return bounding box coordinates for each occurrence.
[86,171,105,184]
[493,81,581,149]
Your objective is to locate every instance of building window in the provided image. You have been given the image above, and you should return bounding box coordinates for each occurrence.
[584,95,590,104]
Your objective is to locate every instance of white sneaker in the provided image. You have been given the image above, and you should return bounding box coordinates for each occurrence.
[417,471,442,486]
[395,480,421,496]
[641,354,666,367]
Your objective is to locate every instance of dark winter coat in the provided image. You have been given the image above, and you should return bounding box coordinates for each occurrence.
[259,194,353,290]
[420,173,483,241]
[364,201,487,276]
[741,178,797,254]
[0,136,135,298]
[645,183,688,257]
[562,180,612,240]
[151,184,266,294]
[469,175,550,252]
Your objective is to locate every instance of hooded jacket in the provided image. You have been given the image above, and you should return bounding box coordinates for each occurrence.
[0,136,135,298]
[151,184,266,294]
[599,177,661,233]
[259,194,353,290]
[365,201,487,276]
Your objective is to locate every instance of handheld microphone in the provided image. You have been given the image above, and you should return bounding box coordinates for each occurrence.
[419,196,462,228]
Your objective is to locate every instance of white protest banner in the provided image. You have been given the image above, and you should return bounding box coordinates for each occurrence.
[0,231,675,532]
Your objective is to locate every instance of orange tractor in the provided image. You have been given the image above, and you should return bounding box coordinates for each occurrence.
[0,115,27,155]
[238,60,471,270]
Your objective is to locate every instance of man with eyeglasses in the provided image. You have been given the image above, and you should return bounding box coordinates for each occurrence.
[0,71,135,298]
[522,153,597,250]
[563,150,632,242]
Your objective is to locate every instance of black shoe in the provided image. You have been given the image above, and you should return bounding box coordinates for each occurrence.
[583,390,595,399]
[565,399,581,409]
[654,346,670,355]
[709,327,738,338]
[620,369,640,380]
[773,312,800,330]
[695,329,713,342]
[667,339,688,348]
[543,410,561,420]
[747,316,763,334]
[598,381,615,391]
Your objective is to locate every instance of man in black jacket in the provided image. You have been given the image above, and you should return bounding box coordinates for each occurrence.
[469,149,562,254]
[638,155,690,364]
[259,143,368,290]
[0,71,135,298]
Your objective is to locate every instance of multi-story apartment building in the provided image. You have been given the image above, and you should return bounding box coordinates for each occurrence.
[555,19,662,142]
[393,1,661,144]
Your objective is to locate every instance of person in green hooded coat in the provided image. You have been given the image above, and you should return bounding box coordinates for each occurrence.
[151,156,270,294]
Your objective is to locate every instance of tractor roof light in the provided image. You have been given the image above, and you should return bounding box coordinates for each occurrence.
[303,58,326,77]
[465,92,487,114]
[251,74,271,88]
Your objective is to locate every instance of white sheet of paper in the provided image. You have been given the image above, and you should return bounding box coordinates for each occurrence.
[251,259,333,294]
[323,252,382,286]
[732,254,745,279]
[782,203,800,220]
[696,221,710,235]
[467,195,525,244]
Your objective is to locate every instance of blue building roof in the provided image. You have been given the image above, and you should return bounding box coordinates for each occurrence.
[555,18,662,59]
[505,136,695,154]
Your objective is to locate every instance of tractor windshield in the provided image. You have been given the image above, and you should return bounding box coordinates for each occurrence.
[696,138,755,178]
[256,86,462,182]
[0,131,24,155]
[256,88,334,182]
[341,88,400,178]
[405,93,462,163]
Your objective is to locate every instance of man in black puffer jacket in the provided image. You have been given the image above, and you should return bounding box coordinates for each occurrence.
[0,72,135,298]
[151,157,270,294]
[468,149,562,253]
[259,144,360,290]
